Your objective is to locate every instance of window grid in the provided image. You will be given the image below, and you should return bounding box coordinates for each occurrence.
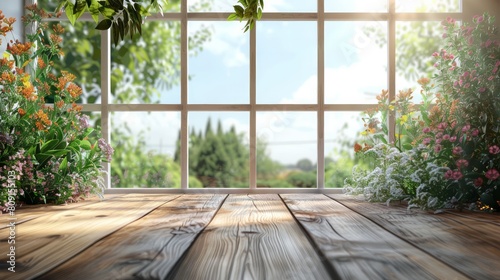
[43,0,462,191]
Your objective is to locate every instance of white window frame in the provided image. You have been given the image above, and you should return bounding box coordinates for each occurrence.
[41,0,463,193]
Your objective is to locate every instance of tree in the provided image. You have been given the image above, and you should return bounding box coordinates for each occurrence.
[296,158,314,172]
[184,119,249,188]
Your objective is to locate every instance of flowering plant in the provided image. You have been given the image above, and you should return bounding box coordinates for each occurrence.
[0,6,113,208]
[346,14,500,211]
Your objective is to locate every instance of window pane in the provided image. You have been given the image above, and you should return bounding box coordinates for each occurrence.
[325,0,387,12]
[257,22,317,104]
[264,1,316,12]
[396,21,444,102]
[257,112,317,188]
[188,112,249,188]
[396,0,461,12]
[189,22,249,104]
[111,21,181,104]
[189,0,231,12]
[111,112,181,188]
[325,21,387,104]
[324,112,364,188]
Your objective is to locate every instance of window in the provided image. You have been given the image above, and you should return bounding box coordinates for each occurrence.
[39,0,462,189]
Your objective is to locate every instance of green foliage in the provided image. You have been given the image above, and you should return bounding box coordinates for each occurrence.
[110,125,182,188]
[178,118,249,188]
[256,179,293,188]
[227,0,264,32]
[285,171,316,188]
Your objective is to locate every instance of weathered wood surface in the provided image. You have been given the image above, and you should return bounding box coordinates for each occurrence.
[169,194,333,280]
[281,194,467,280]
[328,194,500,280]
[2,193,498,280]
[0,194,124,229]
[39,194,226,280]
[0,194,179,280]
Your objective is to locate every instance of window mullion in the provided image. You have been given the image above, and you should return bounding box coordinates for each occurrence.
[181,0,189,189]
[317,0,325,189]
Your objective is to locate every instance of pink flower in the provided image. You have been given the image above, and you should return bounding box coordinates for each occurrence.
[437,122,447,130]
[423,127,431,133]
[462,125,470,133]
[471,129,479,137]
[445,169,463,180]
[453,146,463,155]
[432,52,440,57]
[479,87,486,93]
[435,138,442,144]
[442,134,450,141]
[485,169,500,181]
[423,137,432,145]
[444,169,454,180]
[489,145,500,155]
[474,177,484,187]
[449,136,457,142]
[434,144,442,153]
[488,76,495,81]
[456,159,469,168]
[452,170,463,180]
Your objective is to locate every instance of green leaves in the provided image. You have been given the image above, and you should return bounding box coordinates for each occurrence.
[227,0,264,32]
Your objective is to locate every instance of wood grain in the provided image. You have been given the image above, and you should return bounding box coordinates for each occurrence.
[169,194,332,280]
[328,194,500,280]
[282,194,467,280]
[38,194,226,280]
[0,194,124,229]
[0,194,178,280]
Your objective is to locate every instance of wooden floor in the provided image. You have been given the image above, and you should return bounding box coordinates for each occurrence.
[1,194,499,280]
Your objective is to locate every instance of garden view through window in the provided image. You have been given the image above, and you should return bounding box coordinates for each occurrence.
[39,0,462,189]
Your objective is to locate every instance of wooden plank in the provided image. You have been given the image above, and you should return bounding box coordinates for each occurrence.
[38,194,226,280]
[0,194,125,229]
[170,194,332,280]
[282,194,467,280]
[0,194,179,280]
[328,194,500,280]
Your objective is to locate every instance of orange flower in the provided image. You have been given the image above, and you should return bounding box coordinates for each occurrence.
[354,143,363,153]
[55,100,65,108]
[68,103,83,112]
[417,77,430,86]
[33,109,52,128]
[18,108,26,116]
[37,57,46,69]
[67,83,82,98]
[7,40,32,56]
[35,121,44,130]
[1,72,15,83]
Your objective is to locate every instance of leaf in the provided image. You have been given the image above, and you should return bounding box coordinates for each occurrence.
[89,0,101,23]
[41,139,59,153]
[80,139,92,150]
[95,19,113,30]
[227,14,239,21]
[118,17,125,41]
[108,0,124,10]
[66,3,78,25]
[59,157,68,172]
[234,5,244,17]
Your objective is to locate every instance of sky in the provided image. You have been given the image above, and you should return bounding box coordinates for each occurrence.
[110,0,458,165]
